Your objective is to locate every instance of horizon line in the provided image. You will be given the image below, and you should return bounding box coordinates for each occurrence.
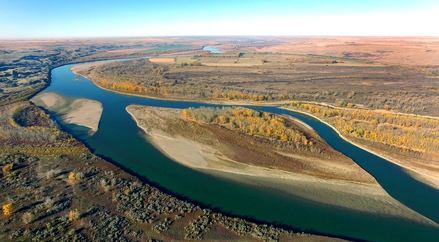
[2,35,439,41]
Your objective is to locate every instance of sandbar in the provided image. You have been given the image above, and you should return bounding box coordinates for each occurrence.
[31,92,103,132]
[126,105,438,226]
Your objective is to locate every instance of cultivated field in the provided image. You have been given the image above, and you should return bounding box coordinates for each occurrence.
[257,37,439,66]
[149,57,175,64]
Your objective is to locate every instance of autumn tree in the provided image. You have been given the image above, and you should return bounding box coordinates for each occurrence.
[69,209,80,222]
[2,203,13,216]
[2,164,13,173]
[182,109,188,118]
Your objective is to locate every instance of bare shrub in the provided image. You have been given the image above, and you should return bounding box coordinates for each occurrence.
[75,172,84,180]
[46,170,57,179]
[44,197,54,208]
[101,178,110,192]
[22,212,34,224]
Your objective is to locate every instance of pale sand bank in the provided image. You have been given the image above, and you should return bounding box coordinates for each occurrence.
[147,129,210,168]
[31,92,103,132]
[126,105,438,226]
[70,61,108,77]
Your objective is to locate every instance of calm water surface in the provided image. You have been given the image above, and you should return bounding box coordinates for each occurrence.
[41,63,439,241]
[202,46,223,53]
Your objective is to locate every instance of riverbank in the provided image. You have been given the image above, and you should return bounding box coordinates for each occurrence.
[31,92,103,132]
[70,63,291,107]
[281,106,439,191]
[126,105,438,225]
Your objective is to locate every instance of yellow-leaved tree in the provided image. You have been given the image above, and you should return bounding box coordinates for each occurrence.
[3,203,13,216]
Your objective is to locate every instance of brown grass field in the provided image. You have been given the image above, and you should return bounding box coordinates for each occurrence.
[256,37,439,66]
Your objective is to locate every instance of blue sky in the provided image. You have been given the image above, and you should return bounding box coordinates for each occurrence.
[1,0,438,39]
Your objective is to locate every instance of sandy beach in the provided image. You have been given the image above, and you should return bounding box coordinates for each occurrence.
[126,105,438,226]
[31,92,103,132]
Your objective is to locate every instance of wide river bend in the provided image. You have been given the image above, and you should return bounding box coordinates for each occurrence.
[40,62,439,241]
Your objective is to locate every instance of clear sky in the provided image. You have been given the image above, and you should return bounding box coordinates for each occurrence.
[1,0,438,39]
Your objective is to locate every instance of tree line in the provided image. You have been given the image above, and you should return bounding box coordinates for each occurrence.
[287,101,439,158]
[182,107,320,153]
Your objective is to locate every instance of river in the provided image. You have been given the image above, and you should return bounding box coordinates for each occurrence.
[40,62,439,241]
